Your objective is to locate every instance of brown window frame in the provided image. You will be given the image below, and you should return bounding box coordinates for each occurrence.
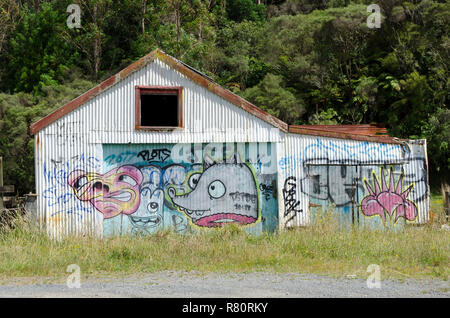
[135,85,183,131]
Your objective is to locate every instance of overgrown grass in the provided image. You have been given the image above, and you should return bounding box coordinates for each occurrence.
[0,208,448,282]
[430,191,447,224]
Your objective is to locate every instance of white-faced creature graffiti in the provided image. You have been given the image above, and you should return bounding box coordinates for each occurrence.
[126,165,164,234]
[169,153,259,227]
[128,188,164,235]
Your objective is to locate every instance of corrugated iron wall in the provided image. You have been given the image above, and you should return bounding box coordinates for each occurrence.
[279,134,430,229]
[35,59,282,239]
[34,57,430,238]
[35,133,103,238]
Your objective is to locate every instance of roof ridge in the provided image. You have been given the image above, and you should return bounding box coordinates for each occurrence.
[30,48,288,134]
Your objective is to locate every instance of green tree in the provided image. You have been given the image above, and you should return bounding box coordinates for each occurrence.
[226,0,266,23]
[422,108,450,189]
[4,2,78,94]
[62,0,113,79]
[309,108,342,125]
[242,73,304,123]
[212,20,269,90]
[0,78,94,194]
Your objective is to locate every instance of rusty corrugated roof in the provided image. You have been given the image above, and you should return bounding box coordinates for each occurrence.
[30,49,288,134]
[288,124,403,144]
[296,124,388,136]
[29,49,403,145]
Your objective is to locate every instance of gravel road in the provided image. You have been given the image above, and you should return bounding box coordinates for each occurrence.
[0,271,448,298]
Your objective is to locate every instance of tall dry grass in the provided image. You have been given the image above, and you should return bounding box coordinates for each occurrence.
[0,209,448,281]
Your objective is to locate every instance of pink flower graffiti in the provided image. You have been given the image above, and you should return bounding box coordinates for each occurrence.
[361,167,417,224]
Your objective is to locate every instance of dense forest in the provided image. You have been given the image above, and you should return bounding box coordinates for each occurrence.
[0,0,448,195]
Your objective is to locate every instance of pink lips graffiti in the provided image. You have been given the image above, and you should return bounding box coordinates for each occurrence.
[361,167,417,224]
[195,213,257,227]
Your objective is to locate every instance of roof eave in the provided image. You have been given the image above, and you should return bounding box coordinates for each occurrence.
[30,49,288,135]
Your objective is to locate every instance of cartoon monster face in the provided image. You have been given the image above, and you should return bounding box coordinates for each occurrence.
[67,165,143,219]
[128,188,164,231]
[169,154,259,227]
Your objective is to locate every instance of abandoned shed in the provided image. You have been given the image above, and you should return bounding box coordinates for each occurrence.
[30,49,430,238]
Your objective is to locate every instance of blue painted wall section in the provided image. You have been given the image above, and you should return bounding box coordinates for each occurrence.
[66,142,278,236]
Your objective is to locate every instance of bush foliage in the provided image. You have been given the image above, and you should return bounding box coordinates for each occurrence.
[0,0,448,193]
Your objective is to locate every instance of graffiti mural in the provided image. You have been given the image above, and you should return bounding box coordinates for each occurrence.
[279,137,428,228]
[42,154,100,220]
[302,162,422,228]
[64,142,278,236]
[67,165,143,219]
[361,167,417,224]
[169,153,259,227]
[298,158,428,206]
[282,177,302,226]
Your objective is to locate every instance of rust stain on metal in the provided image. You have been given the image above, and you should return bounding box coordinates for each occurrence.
[50,215,62,224]
[288,125,404,145]
[29,48,398,142]
[29,49,288,135]
[298,124,388,136]
[99,75,116,90]
[30,50,159,135]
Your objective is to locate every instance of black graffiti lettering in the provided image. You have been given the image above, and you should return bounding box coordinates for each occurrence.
[230,191,257,204]
[137,148,171,163]
[137,150,149,161]
[284,211,297,225]
[283,177,302,223]
[234,203,252,211]
[259,183,273,201]
[150,148,171,162]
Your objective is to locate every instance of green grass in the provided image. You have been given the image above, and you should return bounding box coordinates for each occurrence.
[430,191,447,224]
[0,207,448,282]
